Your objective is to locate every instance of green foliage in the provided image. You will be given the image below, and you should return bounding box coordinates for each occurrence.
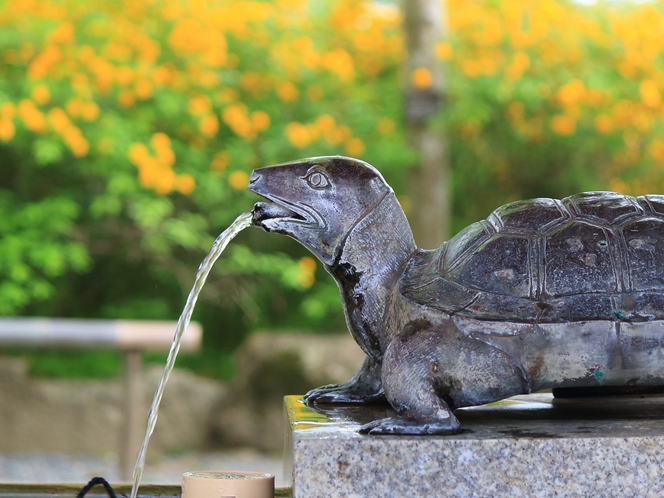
[2,0,664,381]
[25,349,122,379]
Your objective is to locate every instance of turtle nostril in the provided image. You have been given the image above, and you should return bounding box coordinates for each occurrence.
[249,171,260,185]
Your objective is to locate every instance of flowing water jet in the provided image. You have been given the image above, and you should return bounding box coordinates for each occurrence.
[129,211,252,498]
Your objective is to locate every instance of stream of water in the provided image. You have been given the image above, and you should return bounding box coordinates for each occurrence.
[129,211,253,498]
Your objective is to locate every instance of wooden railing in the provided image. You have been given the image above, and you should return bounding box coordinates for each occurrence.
[0,317,202,480]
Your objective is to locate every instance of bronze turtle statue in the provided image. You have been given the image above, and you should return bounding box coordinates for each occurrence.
[249,155,664,435]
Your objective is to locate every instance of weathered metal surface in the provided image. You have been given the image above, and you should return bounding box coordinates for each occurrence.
[249,156,664,435]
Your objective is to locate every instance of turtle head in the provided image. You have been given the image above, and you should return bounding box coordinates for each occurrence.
[248,156,391,266]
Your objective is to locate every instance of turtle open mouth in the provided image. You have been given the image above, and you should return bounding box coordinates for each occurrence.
[252,201,305,225]
[251,196,326,232]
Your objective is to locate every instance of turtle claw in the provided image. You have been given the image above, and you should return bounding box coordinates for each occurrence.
[304,383,386,405]
[359,415,461,435]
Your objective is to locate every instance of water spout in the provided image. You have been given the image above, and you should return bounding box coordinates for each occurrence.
[130,211,253,498]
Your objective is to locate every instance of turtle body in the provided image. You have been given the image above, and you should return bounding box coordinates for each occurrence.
[249,156,664,435]
[403,191,664,324]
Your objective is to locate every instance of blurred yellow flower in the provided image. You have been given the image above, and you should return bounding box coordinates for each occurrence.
[135,78,153,100]
[276,81,298,102]
[18,99,47,134]
[640,80,661,109]
[551,115,576,136]
[0,103,15,120]
[435,42,453,61]
[156,147,175,167]
[48,108,70,133]
[0,119,15,141]
[505,52,529,82]
[411,67,432,90]
[154,169,176,196]
[345,137,365,156]
[228,170,249,190]
[321,49,355,81]
[47,22,75,45]
[188,95,211,116]
[150,132,171,150]
[117,90,135,108]
[594,115,613,135]
[81,102,99,122]
[199,115,219,137]
[211,151,230,172]
[377,117,395,135]
[65,98,83,118]
[251,111,270,132]
[297,256,316,288]
[556,79,586,107]
[116,66,135,86]
[31,85,50,105]
[128,143,149,166]
[176,174,196,195]
[285,122,310,148]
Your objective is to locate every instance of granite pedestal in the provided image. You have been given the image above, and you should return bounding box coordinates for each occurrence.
[284,393,664,497]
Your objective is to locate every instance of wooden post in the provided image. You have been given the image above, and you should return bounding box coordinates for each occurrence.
[121,350,143,481]
[403,0,450,248]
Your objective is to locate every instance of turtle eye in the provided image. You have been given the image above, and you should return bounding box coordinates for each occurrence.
[305,170,331,190]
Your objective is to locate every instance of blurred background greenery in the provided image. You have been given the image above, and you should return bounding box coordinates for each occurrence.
[1,0,664,380]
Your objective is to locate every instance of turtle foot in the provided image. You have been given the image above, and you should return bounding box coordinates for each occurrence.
[359,415,461,435]
[304,383,386,405]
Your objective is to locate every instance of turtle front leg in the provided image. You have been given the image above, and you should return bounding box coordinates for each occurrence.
[359,328,461,435]
[303,356,386,404]
[361,324,526,435]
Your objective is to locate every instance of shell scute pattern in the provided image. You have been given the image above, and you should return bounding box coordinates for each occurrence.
[401,192,664,323]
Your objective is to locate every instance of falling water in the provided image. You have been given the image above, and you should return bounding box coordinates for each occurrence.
[130,211,253,498]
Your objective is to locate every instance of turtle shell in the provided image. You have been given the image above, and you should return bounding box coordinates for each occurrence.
[401,192,664,323]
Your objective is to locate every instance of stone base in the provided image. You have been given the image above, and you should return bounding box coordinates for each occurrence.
[284,393,664,497]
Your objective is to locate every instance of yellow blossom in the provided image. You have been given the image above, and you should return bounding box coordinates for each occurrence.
[81,102,99,122]
[276,82,298,102]
[0,119,15,141]
[345,137,365,156]
[17,99,47,134]
[117,90,135,108]
[640,80,661,109]
[285,122,311,148]
[505,52,529,82]
[156,147,176,167]
[176,174,196,195]
[556,79,586,107]
[251,111,270,132]
[411,67,433,90]
[297,256,316,288]
[228,170,249,190]
[188,95,211,116]
[211,152,230,172]
[1,103,15,119]
[199,115,219,137]
[551,115,576,136]
[154,169,176,196]
[135,78,153,100]
[31,85,50,105]
[128,143,149,166]
[649,140,664,162]
[594,115,613,135]
[435,42,453,61]
[316,114,336,134]
[150,132,171,150]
